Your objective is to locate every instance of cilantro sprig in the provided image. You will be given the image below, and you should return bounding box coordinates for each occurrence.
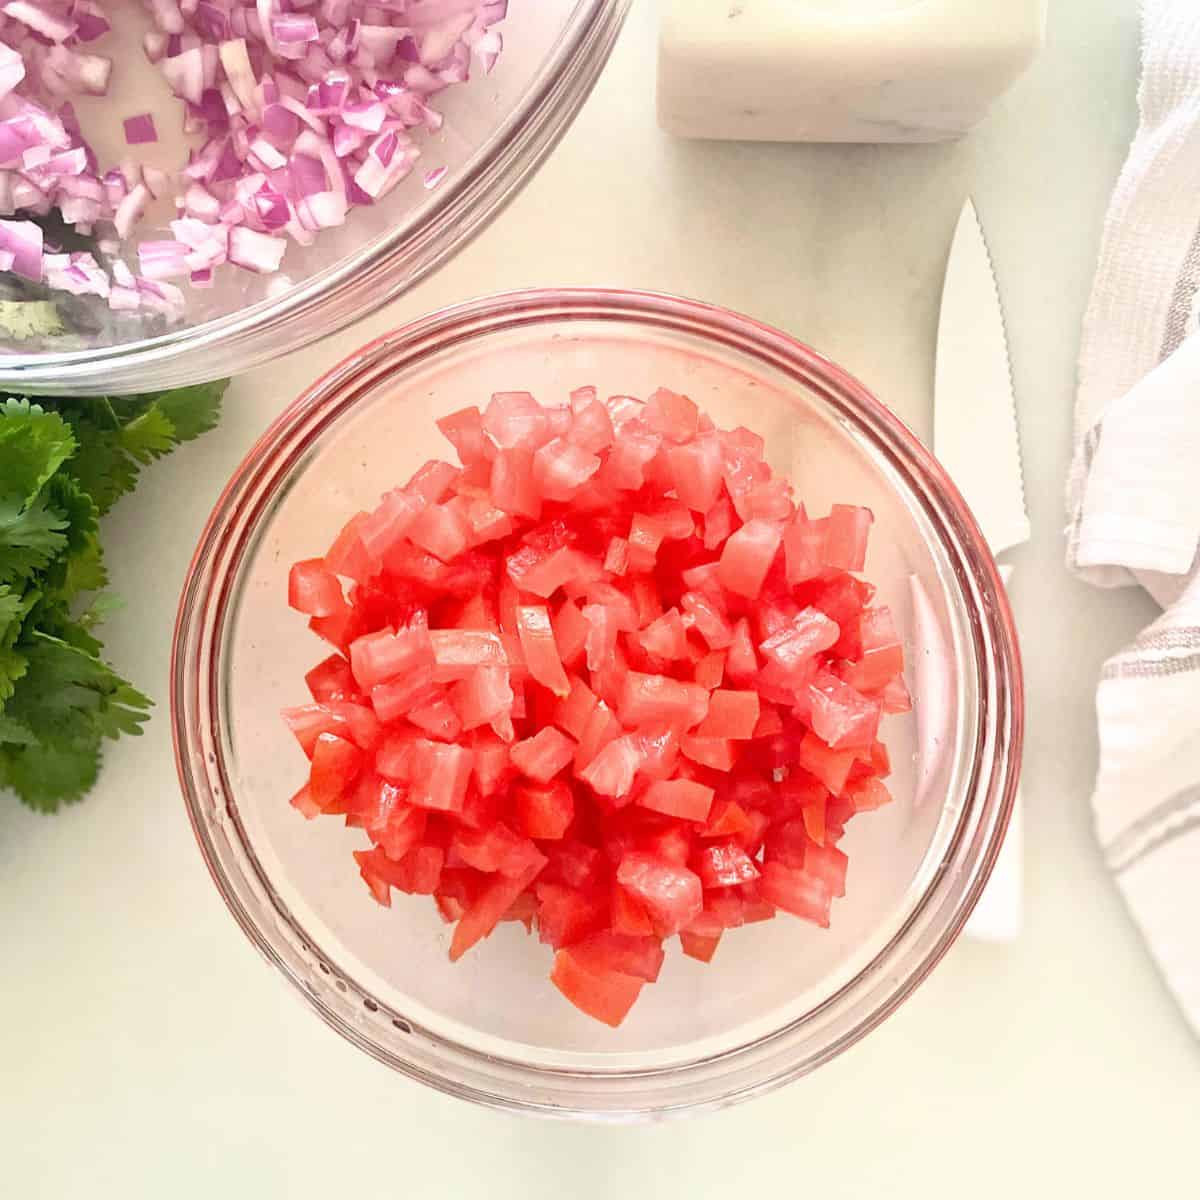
[0,384,225,811]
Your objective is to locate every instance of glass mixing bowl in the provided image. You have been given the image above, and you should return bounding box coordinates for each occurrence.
[0,2,630,396]
[172,288,1022,1120]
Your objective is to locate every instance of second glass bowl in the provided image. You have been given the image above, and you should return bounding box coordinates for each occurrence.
[172,287,1021,1120]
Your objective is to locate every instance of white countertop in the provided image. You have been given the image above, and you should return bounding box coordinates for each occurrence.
[6,0,1200,1194]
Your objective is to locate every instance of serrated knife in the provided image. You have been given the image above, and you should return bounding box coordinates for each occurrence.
[935,198,1027,942]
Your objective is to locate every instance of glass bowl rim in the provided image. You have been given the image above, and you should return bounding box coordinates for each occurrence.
[171,285,1023,1120]
[0,0,632,396]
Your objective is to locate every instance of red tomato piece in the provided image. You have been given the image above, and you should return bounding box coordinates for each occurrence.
[515,779,575,839]
[407,740,473,813]
[694,649,726,690]
[325,511,378,583]
[359,490,424,561]
[616,852,703,937]
[701,796,752,837]
[510,726,576,783]
[796,732,858,796]
[550,948,644,1028]
[451,665,515,741]
[617,671,709,730]
[635,608,688,661]
[483,390,551,450]
[824,504,873,572]
[535,881,609,949]
[450,857,546,961]
[759,607,841,674]
[807,671,882,750]
[304,654,357,703]
[429,628,517,682]
[679,929,721,963]
[694,689,760,739]
[288,558,346,618]
[555,675,599,740]
[308,732,363,809]
[638,778,715,823]
[409,500,472,563]
[718,518,783,600]
[290,784,321,820]
[681,734,738,772]
[611,883,655,936]
[760,861,833,928]
[578,733,643,799]
[805,842,849,898]
[349,622,436,691]
[512,604,571,697]
[533,437,601,502]
[668,434,723,513]
[782,508,829,585]
[680,590,733,650]
[567,397,616,453]
[450,822,545,877]
[694,841,761,888]
[570,931,665,983]
[404,460,460,505]
[436,406,488,466]
[848,776,893,812]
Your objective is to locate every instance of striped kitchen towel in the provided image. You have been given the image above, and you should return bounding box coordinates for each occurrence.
[1067,0,1200,1036]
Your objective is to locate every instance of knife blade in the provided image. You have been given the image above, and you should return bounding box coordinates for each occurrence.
[934,199,1027,943]
[935,199,1030,555]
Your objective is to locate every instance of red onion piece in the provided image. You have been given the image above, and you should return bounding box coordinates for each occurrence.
[123,113,158,145]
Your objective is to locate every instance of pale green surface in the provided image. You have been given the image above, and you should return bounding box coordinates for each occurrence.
[4,1,1198,1195]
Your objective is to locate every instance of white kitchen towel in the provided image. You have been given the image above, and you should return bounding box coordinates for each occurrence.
[1066,0,1200,1036]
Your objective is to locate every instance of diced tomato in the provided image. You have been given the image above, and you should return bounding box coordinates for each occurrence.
[533,437,601,502]
[636,608,688,661]
[405,460,460,505]
[450,822,544,877]
[611,883,655,936]
[304,654,357,703]
[451,665,515,740]
[288,558,346,618]
[450,858,545,961]
[550,948,643,1027]
[616,852,703,937]
[570,931,665,983]
[290,784,321,820]
[618,671,709,730]
[325,512,378,583]
[483,390,551,450]
[409,500,471,563]
[349,622,435,690]
[807,671,882,750]
[578,733,643,799]
[760,861,833,928]
[681,734,737,772]
[796,732,858,796]
[783,508,829,585]
[535,881,609,948]
[567,397,616,453]
[285,389,907,1026]
[308,733,363,809]
[694,841,761,888]
[407,740,473,813]
[848,775,893,812]
[693,689,760,739]
[638,778,715,823]
[514,779,575,839]
[510,726,576,783]
[437,406,488,466]
[824,504,873,572]
[679,929,721,963]
[718,518,783,599]
[805,842,849,898]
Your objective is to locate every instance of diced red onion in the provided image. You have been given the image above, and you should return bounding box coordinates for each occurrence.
[0,0,506,309]
[0,215,41,277]
[228,223,285,272]
[123,113,158,146]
